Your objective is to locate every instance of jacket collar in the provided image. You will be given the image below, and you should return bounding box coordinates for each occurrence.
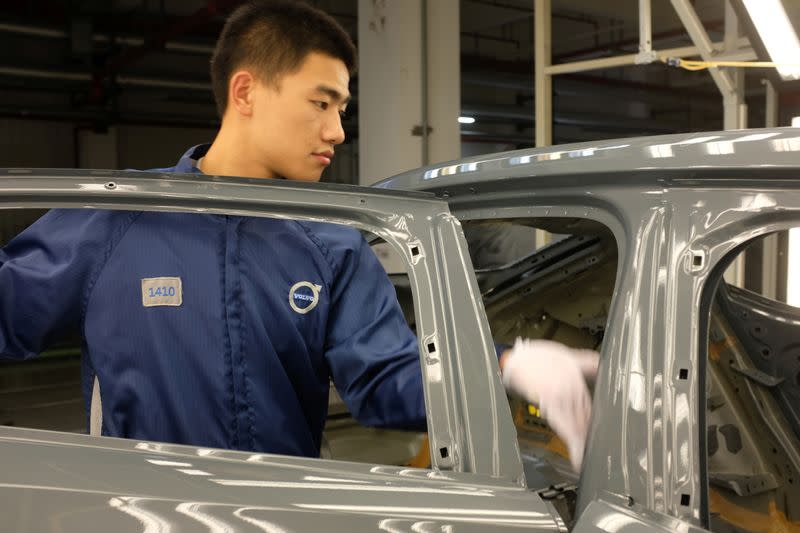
[174,144,211,173]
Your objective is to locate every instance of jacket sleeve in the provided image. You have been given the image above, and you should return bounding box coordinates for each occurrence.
[0,209,135,359]
[323,232,427,431]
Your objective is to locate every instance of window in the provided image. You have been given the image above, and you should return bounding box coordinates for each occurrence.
[461,217,618,484]
[0,209,83,432]
[703,233,800,532]
[0,207,429,468]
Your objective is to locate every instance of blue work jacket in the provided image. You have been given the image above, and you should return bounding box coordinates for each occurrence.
[0,145,425,457]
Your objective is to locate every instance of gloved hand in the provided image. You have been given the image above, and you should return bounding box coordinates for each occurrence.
[501,338,599,472]
[569,345,601,384]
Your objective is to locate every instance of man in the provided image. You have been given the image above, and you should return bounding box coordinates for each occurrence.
[0,0,595,470]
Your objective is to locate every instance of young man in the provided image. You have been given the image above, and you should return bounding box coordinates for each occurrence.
[0,1,595,470]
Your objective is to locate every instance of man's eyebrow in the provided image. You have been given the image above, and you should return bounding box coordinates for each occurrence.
[315,85,351,105]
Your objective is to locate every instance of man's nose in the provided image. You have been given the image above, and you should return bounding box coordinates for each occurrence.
[323,112,345,145]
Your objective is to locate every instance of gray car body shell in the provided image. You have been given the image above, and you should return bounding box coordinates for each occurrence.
[378,127,800,531]
[1,127,799,531]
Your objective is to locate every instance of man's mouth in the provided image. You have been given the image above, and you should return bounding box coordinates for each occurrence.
[313,151,334,166]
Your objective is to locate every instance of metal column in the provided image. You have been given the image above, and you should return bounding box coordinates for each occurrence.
[723,2,747,286]
[426,0,461,164]
[723,2,748,131]
[635,0,658,64]
[766,80,779,127]
[533,0,552,248]
[357,0,460,185]
[762,80,780,299]
[534,0,552,148]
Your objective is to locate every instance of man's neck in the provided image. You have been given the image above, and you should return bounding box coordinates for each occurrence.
[200,123,277,179]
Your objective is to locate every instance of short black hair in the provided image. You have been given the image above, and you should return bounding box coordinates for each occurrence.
[210,0,357,117]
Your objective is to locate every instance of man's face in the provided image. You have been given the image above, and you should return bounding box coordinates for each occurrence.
[247,52,350,182]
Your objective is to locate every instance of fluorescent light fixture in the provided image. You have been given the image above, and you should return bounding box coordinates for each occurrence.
[793,116,800,127]
[742,0,800,80]
[458,116,476,124]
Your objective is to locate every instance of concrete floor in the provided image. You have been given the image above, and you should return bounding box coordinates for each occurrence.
[0,356,84,432]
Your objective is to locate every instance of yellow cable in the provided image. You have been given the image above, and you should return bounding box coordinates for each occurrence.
[664,57,800,71]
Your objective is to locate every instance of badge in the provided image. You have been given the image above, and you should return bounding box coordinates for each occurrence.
[142,277,183,307]
[289,281,322,314]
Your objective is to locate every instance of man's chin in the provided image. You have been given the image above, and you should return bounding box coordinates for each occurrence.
[283,170,324,182]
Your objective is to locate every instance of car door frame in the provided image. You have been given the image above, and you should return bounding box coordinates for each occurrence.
[0,167,525,487]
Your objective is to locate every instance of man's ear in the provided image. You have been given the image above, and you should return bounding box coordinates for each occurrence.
[228,70,256,117]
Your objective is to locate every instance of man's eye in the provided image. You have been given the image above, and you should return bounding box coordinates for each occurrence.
[313,101,329,110]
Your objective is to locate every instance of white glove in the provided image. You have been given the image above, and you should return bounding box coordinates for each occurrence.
[501,338,598,472]
[569,346,601,384]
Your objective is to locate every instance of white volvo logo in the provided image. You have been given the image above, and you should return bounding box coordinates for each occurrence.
[289,281,322,314]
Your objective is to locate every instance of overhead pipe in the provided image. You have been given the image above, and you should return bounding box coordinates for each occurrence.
[555,21,723,63]
[460,70,721,105]
[545,40,747,76]
[0,22,214,54]
[0,66,210,90]
[102,0,242,78]
[0,105,219,128]
[460,103,681,133]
